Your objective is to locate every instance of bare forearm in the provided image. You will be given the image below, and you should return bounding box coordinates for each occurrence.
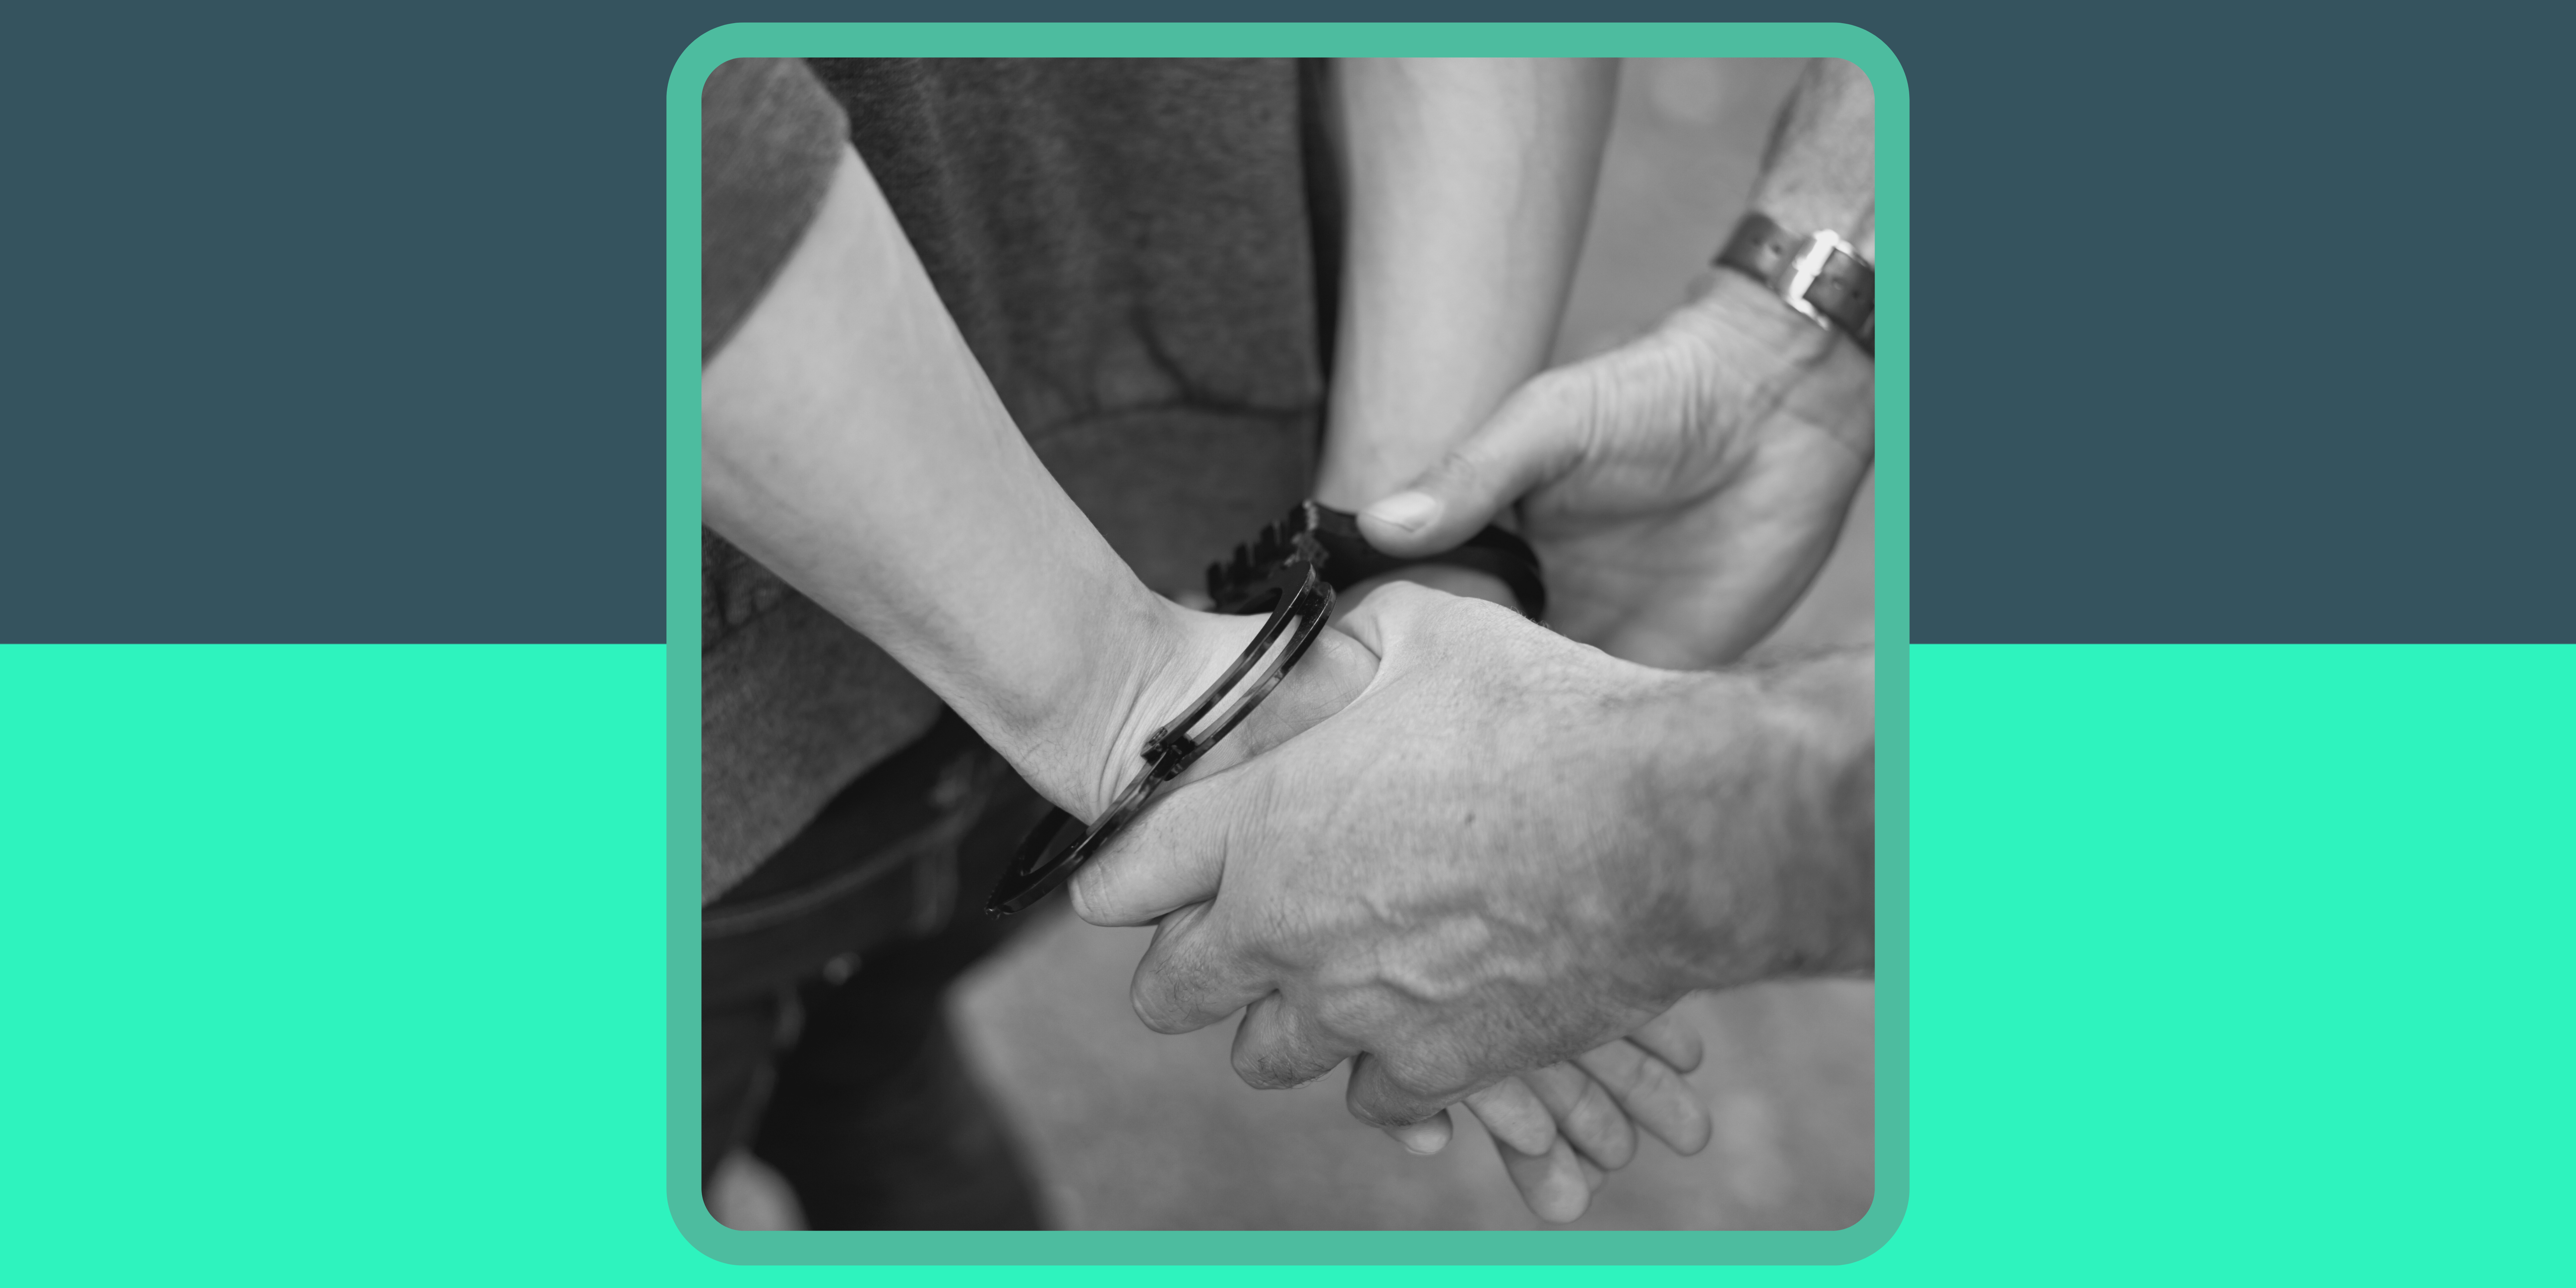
[1654,647,1875,988]
[1754,58,1876,252]
[701,147,1184,811]
[1314,57,1616,508]
[1648,61,1879,928]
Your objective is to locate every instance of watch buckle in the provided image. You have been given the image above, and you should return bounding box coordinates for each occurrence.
[1772,230,1856,330]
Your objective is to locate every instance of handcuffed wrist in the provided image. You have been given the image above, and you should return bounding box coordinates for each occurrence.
[990,563,1338,916]
[997,585,1188,821]
[1080,601,1253,812]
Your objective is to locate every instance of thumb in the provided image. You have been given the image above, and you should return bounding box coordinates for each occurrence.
[1066,768,1241,928]
[1073,625,1376,927]
[1356,369,1592,558]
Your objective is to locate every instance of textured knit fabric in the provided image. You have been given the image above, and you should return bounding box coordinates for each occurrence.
[699,59,1327,901]
[701,59,847,361]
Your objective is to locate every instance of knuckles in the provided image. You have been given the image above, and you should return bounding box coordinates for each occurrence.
[1309,991,1392,1043]
[1345,1051,1473,1128]
[1230,1042,1319,1091]
[1129,979,1204,1035]
[1066,871,1103,924]
[1346,1086,1445,1130]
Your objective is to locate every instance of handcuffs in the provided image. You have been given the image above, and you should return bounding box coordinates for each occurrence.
[984,502,1543,916]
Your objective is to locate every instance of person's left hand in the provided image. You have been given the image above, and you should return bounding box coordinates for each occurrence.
[1356,271,1873,670]
[1383,1007,1713,1222]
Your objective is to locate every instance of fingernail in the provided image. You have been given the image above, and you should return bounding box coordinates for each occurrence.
[1363,490,1441,533]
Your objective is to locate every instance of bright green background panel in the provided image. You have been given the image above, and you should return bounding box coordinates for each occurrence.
[0,646,684,1278]
[4,644,2565,1281]
[1907,643,2571,1278]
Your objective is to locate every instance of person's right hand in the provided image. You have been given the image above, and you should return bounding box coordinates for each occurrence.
[1141,590,1715,1225]
[1354,271,1873,669]
[1072,583,1872,1209]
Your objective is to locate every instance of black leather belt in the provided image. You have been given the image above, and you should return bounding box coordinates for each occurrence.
[1715,211,1875,356]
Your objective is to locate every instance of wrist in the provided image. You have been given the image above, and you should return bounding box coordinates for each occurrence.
[1075,595,1383,823]
[1762,651,1876,976]
[1671,270,1876,461]
[1755,196,1875,258]
[1677,262,1845,373]
[989,583,1235,821]
[1059,599,1271,821]
[1647,664,1874,991]
[1748,60,1874,247]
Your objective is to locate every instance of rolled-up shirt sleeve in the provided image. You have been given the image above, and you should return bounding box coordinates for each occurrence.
[701,57,848,363]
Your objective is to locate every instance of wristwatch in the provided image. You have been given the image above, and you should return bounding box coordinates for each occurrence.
[1714,211,1875,356]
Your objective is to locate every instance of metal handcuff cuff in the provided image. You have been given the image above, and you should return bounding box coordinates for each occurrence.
[985,501,1544,916]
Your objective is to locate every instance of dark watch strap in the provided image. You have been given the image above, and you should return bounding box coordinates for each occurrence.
[1715,211,1875,356]
[1206,503,1546,622]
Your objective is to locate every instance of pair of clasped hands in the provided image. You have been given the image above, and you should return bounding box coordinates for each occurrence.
[1058,270,1875,1223]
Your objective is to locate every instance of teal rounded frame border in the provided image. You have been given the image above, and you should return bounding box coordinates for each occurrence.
[664,21,1908,1265]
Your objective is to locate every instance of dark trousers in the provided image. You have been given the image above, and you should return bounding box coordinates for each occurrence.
[702,712,1055,1229]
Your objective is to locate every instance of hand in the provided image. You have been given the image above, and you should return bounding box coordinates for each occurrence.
[1055,597,1380,823]
[1328,573,1712,1223]
[1357,271,1873,669]
[1160,580,1710,1225]
[1385,1008,1713,1223]
[1070,584,1856,1137]
[1324,568,1709,1223]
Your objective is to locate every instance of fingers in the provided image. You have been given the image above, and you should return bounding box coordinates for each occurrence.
[1230,992,1355,1090]
[1382,1082,1607,1227]
[1575,1039,1713,1158]
[1344,1048,1476,1131]
[1381,1109,1454,1157]
[1522,1061,1638,1171]
[1124,902,1272,1035]
[1626,1006,1706,1074]
[1493,1132,1595,1225]
[1072,625,1380,928]
[1460,1077,1557,1157]
[1067,777,1231,927]
[1357,369,1591,557]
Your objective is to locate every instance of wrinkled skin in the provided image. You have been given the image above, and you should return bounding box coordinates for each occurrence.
[1360,271,1874,670]
[1074,587,1822,1218]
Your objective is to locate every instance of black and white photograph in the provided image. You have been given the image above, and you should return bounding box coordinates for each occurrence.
[696,55,1877,1231]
